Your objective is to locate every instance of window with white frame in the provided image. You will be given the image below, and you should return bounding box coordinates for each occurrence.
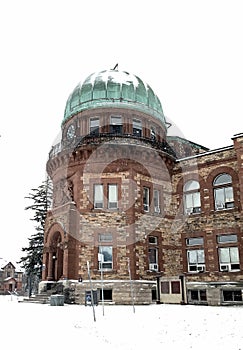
[148,236,158,245]
[108,184,118,209]
[133,119,142,137]
[218,247,240,271]
[148,248,158,271]
[94,184,103,208]
[110,115,122,134]
[183,180,201,215]
[143,187,150,212]
[213,173,234,210]
[153,189,160,213]
[148,235,158,271]
[90,118,100,135]
[98,246,113,270]
[187,249,205,273]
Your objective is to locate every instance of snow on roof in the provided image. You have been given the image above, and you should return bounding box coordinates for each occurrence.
[88,70,140,88]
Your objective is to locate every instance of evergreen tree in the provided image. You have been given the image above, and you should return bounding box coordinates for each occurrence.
[19,177,52,293]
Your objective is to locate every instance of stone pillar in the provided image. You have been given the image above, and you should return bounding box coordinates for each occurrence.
[47,252,54,281]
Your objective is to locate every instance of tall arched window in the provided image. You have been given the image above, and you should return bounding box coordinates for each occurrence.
[213,173,234,210]
[183,180,201,214]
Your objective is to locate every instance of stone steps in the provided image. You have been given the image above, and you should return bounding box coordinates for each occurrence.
[22,293,50,304]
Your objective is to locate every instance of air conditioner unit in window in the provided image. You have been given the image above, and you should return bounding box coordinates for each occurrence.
[94,202,103,209]
[225,201,234,209]
[186,208,193,215]
[144,204,149,211]
[193,206,201,214]
[154,206,160,213]
[149,263,158,272]
[197,265,205,272]
[109,202,118,209]
[220,264,229,272]
[216,202,224,210]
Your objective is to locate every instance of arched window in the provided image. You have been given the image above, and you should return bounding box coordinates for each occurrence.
[183,180,201,215]
[213,173,234,210]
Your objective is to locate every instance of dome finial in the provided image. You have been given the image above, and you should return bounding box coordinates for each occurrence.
[112,63,118,70]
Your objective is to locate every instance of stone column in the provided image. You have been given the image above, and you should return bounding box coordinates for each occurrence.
[47,252,54,281]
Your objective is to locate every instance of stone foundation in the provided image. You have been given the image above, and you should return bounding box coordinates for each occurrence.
[39,279,157,305]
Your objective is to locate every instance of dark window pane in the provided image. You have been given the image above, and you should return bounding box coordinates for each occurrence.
[161,281,169,294]
[171,281,180,294]
[200,290,207,301]
[190,290,199,300]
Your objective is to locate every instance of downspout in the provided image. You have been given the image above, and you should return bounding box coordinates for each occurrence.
[179,274,186,304]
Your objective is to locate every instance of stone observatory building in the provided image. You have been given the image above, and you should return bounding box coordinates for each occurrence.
[40,67,243,306]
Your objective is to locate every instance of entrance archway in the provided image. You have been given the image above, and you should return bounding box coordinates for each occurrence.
[50,232,64,281]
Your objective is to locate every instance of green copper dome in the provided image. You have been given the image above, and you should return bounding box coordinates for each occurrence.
[63,69,166,125]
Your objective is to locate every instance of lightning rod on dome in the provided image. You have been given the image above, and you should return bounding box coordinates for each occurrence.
[112,63,118,70]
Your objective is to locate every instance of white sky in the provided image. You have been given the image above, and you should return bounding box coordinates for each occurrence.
[0,0,242,262]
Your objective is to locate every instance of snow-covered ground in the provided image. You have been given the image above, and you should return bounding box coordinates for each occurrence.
[1,295,243,349]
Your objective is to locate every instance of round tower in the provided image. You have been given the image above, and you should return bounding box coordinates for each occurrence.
[41,68,176,304]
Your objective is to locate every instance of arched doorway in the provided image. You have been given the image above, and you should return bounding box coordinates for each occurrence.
[49,232,64,281]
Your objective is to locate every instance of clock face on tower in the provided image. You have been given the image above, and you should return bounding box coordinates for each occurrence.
[66,124,75,140]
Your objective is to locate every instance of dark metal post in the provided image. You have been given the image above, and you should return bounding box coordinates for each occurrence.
[87,261,96,322]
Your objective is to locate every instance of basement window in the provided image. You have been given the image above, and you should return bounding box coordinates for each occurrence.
[189,289,207,302]
[223,290,242,302]
[100,289,113,301]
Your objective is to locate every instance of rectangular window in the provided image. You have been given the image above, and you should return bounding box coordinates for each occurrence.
[99,233,112,242]
[98,246,113,270]
[153,189,160,213]
[148,236,158,245]
[148,247,158,271]
[189,290,207,302]
[108,184,118,209]
[223,290,242,302]
[150,126,156,140]
[148,248,158,264]
[133,119,142,137]
[171,281,181,294]
[217,234,237,244]
[143,187,150,212]
[110,115,122,134]
[219,247,240,271]
[185,192,201,214]
[187,249,205,272]
[215,186,234,210]
[99,289,113,301]
[186,237,204,246]
[94,184,103,208]
[90,118,100,135]
[161,281,170,294]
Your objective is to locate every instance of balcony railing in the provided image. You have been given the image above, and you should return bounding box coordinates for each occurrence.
[49,132,176,159]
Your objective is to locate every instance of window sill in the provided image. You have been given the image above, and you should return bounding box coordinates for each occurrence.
[93,269,117,273]
[213,207,235,213]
